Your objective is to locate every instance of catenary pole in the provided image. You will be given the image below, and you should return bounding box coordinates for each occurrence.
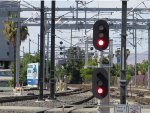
[16,1,20,88]
[49,0,56,99]
[133,11,137,87]
[134,26,137,86]
[29,38,31,55]
[38,34,40,54]
[70,28,72,47]
[84,2,88,67]
[148,22,150,90]
[38,0,45,101]
[120,0,127,104]
[46,31,50,82]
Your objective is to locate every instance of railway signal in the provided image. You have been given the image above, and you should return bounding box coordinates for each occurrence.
[92,68,108,99]
[93,20,109,51]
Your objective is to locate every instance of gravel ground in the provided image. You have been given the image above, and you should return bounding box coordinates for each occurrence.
[0,90,95,108]
[0,90,50,97]
[0,84,95,112]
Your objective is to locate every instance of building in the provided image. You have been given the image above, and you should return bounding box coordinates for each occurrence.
[0,1,18,68]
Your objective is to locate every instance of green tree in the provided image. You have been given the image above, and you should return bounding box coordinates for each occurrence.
[55,65,66,81]
[102,56,109,64]
[126,64,133,84]
[65,46,85,83]
[110,64,120,77]
[80,58,98,83]
[126,64,134,75]
[3,15,29,58]
[139,60,148,75]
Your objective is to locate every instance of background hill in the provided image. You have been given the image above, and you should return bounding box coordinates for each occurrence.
[127,51,148,64]
[113,51,148,65]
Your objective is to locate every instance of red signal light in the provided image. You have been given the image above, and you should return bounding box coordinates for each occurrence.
[98,39,104,46]
[93,20,109,51]
[92,68,108,99]
[97,87,103,94]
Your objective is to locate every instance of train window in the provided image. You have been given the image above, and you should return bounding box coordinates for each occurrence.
[28,70,32,73]
[28,65,33,68]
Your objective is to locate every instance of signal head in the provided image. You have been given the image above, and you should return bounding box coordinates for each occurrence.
[93,20,109,51]
[92,68,108,99]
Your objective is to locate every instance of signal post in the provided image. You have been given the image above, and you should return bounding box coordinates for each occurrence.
[92,20,110,113]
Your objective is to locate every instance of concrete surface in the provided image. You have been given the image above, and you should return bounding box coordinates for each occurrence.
[0,106,48,113]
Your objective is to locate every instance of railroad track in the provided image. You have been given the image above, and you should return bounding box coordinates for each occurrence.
[5,85,147,106]
[0,84,93,105]
[56,84,94,105]
[110,86,150,105]
[56,90,94,105]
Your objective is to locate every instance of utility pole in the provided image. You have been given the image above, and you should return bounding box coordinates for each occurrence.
[38,34,40,54]
[23,46,25,56]
[132,11,137,86]
[76,0,78,29]
[134,25,137,86]
[48,0,55,100]
[70,28,72,47]
[29,38,31,55]
[85,35,88,67]
[38,0,45,101]
[46,32,50,82]
[84,2,88,67]
[148,22,150,90]
[120,0,127,104]
[132,12,135,47]
[16,1,20,88]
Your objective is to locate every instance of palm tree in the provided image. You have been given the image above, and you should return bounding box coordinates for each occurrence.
[3,21,29,47]
[3,16,29,87]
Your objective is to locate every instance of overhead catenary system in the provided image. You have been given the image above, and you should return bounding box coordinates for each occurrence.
[6,1,149,63]
[2,1,150,64]
[1,7,150,30]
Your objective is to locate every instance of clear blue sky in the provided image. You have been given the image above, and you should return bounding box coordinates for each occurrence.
[20,0,150,57]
